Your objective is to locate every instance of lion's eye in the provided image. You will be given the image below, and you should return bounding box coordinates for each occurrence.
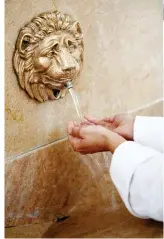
[67,40,76,53]
[46,44,60,58]
[47,51,55,58]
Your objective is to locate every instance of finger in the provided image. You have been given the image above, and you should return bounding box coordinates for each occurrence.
[80,119,94,126]
[85,116,98,123]
[67,121,82,137]
[102,117,110,122]
[103,116,115,123]
[68,135,81,151]
[73,121,80,127]
[71,125,82,138]
[80,121,91,126]
[67,121,74,135]
[80,119,90,124]
[85,116,112,126]
[68,134,74,143]
[103,122,113,129]
[84,115,99,124]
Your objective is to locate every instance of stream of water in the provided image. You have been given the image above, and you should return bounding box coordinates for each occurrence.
[68,87,112,203]
[68,88,83,119]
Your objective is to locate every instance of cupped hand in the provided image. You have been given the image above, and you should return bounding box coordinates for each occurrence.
[84,114,135,141]
[67,121,126,154]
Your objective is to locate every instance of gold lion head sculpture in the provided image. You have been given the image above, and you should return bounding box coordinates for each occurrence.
[13,11,84,102]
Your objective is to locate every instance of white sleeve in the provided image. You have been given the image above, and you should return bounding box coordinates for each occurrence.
[134,116,164,153]
[110,141,163,222]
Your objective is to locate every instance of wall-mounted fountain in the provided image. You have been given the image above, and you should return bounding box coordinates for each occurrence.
[13,11,84,102]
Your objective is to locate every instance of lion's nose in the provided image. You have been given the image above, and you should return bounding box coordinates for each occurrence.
[60,51,76,71]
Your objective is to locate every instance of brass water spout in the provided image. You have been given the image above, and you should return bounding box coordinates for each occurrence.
[65,81,73,89]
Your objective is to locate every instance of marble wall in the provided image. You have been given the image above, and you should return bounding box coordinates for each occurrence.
[5,0,163,237]
[5,0,163,158]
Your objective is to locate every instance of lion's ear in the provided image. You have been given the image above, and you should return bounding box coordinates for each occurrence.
[73,21,82,34]
[16,29,33,56]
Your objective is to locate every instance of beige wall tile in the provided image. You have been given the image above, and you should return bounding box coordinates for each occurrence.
[5,140,163,238]
[5,210,163,238]
[132,100,163,117]
[5,0,163,158]
[5,138,113,227]
[5,221,52,238]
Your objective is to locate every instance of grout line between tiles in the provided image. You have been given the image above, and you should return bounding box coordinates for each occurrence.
[6,98,163,162]
[127,98,163,114]
[6,136,68,161]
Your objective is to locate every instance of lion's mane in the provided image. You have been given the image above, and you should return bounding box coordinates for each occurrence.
[13,11,83,102]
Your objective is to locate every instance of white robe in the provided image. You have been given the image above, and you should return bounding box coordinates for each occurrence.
[110,116,163,222]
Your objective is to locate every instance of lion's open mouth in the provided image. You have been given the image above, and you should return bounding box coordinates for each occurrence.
[53,89,61,99]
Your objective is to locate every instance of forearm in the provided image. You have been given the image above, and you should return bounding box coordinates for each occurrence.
[129,154,163,221]
[110,141,163,221]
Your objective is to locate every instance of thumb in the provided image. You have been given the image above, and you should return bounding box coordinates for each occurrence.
[68,121,82,138]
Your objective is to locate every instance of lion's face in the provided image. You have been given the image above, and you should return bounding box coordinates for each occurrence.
[13,11,84,102]
[34,32,82,90]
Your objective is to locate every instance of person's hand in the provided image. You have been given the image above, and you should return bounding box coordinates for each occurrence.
[67,121,126,154]
[84,114,135,141]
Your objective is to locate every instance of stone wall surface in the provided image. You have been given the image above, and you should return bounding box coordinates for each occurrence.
[5,0,163,238]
